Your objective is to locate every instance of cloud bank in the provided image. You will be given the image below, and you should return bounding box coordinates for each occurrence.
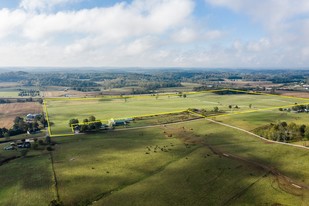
[0,0,308,68]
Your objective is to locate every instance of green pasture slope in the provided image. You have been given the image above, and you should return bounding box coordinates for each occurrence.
[216,108,309,131]
[46,92,309,135]
[0,150,55,206]
[1,119,308,205]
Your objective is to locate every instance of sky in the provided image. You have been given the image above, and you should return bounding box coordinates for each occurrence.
[0,0,309,68]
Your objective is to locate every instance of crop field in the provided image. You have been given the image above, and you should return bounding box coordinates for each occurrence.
[0,102,43,128]
[45,91,309,136]
[1,119,308,205]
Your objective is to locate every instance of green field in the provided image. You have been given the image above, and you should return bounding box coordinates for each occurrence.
[216,109,309,131]
[0,91,20,98]
[1,91,309,205]
[46,92,309,135]
[1,119,308,205]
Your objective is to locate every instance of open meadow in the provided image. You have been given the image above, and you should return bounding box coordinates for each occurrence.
[45,91,309,135]
[1,91,309,205]
[1,119,309,205]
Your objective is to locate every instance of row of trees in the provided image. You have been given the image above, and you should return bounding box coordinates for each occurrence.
[69,116,102,132]
[254,122,309,142]
[18,90,40,97]
[0,98,43,104]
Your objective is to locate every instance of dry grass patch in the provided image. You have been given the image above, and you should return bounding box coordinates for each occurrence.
[279,91,309,99]
[0,102,42,128]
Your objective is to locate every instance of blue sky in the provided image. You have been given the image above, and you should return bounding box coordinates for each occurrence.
[0,0,308,68]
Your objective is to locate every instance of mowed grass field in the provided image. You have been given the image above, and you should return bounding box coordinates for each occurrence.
[46,92,309,135]
[1,119,308,205]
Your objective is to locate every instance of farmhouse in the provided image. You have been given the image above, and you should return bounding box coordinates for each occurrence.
[26,113,41,121]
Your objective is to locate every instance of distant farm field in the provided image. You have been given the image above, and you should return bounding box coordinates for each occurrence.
[0,102,42,128]
[0,91,19,98]
[45,92,309,135]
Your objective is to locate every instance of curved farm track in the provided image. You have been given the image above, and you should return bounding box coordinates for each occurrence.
[164,123,309,204]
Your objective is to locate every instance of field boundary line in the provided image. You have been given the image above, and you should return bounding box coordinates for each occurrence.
[213,102,309,118]
[228,88,309,101]
[49,151,60,202]
[188,110,309,150]
[44,88,309,137]
[43,100,52,136]
[43,88,309,102]
[43,89,227,101]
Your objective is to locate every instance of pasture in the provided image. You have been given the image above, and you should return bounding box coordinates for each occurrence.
[45,91,309,135]
[1,90,309,205]
[1,119,308,205]
[216,109,309,131]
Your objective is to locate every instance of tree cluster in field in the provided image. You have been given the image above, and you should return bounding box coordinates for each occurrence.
[69,116,102,132]
[279,104,309,113]
[18,89,40,97]
[253,122,309,142]
[0,115,47,138]
[188,107,223,116]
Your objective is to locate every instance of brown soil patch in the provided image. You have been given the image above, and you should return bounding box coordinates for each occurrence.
[0,82,20,88]
[279,91,309,99]
[0,102,42,128]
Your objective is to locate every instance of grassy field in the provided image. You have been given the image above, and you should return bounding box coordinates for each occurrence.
[1,119,309,205]
[215,109,309,131]
[0,150,55,206]
[0,92,20,98]
[46,92,309,135]
[1,91,309,205]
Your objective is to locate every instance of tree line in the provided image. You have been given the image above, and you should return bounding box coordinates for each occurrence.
[69,116,103,132]
[18,89,40,97]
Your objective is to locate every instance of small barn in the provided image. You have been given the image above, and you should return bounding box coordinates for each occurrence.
[26,113,41,121]
[108,118,133,127]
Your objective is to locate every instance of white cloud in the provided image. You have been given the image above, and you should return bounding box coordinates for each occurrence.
[172,28,222,44]
[205,0,309,32]
[203,0,309,67]
[122,36,156,56]
[172,28,197,43]
[1,0,194,41]
[1,0,309,68]
[0,0,198,67]
[0,9,26,39]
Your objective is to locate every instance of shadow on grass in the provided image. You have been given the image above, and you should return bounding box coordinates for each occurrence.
[48,123,309,205]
